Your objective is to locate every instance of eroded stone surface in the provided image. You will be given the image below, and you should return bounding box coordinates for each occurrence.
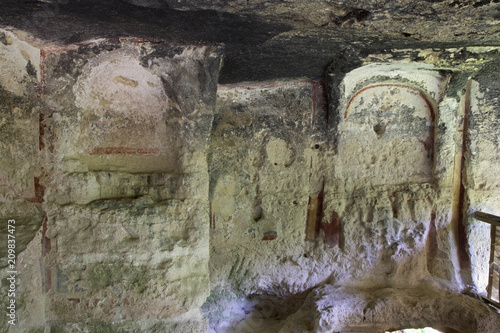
[0,30,41,97]
[2,21,500,333]
[1,33,222,332]
[279,285,500,333]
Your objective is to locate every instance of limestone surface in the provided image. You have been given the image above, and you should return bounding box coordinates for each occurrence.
[2,2,500,332]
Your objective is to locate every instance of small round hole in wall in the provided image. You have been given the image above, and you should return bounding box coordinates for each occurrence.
[373,123,386,135]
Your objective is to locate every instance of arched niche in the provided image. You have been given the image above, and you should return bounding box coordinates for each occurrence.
[73,46,181,174]
[339,83,435,186]
[337,63,454,187]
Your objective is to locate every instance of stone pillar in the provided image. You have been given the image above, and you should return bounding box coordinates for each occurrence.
[465,60,500,295]
[0,29,45,330]
[4,32,222,331]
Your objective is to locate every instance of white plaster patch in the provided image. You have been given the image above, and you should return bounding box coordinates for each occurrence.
[73,46,167,119]
[0,29,41,96]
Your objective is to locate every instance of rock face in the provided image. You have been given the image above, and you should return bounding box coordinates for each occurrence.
[204,49,500,332]
[1,30,223,332]
[3,1,500,332]
[280,285,500,333]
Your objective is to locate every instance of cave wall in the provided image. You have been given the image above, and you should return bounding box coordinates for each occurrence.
[1,30,223,332]
[204,54,461,332]
[200,48,500,332]
[2,26,500,332]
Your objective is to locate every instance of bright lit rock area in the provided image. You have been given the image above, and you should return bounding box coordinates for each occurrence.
[3,0,500,332]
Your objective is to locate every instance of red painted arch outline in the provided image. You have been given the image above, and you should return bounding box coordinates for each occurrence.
[344,83,436,121]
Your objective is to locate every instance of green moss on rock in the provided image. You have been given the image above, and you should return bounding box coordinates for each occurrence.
[88,263,124,289]
[128,266,149,294]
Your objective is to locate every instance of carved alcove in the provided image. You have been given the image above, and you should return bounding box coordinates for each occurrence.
[338,63,454,188]
[73,45,181,174]
[329,62,459,288]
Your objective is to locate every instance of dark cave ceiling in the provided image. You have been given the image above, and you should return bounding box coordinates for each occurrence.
[2,0,500,82]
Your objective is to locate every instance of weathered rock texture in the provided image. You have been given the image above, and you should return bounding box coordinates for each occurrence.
[203,47,500,333]
[1,28,223,332]
[3,1,500,332]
